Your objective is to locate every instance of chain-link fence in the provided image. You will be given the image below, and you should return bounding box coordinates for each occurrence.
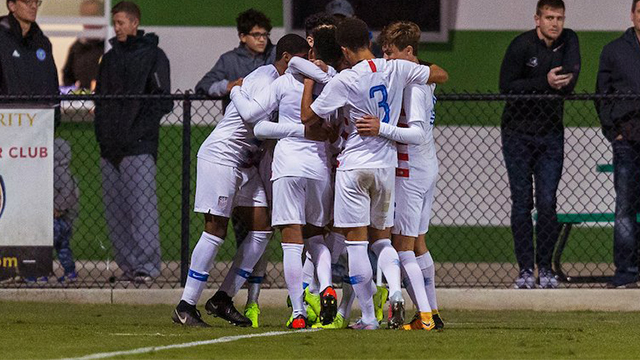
[0,93,637,289]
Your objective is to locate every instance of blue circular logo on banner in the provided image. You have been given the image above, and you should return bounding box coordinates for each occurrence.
[0,175,6,220]
[36,48,46,61]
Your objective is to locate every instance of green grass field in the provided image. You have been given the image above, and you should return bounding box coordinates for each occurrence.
[2,301,639,359]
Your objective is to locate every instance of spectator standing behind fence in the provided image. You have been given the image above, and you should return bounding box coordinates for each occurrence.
[499,0,580,289]
[596,0,640,289]
[195,8,275,109]
[62,0,105,91]
[54,137,79,283]
[94,1,172,284]
[0,0,58,96]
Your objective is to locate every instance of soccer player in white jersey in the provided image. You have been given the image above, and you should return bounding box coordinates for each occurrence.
[357,21,444,331]
[230,26,344,329]
[300,17,448,330]
[172,34,310,328]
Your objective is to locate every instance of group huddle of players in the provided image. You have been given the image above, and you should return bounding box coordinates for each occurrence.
[172,15,449,331]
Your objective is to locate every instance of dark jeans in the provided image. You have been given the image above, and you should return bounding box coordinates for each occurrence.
[502,130,564,271]
[54,217,76,274]
[612,139,640,284]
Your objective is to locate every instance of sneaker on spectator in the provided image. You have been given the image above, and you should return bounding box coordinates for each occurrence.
[133,272,153,285]
[24,276,49,284]
[538,268,558,289]
[57,271,78,283]
[108,271,135,283]
[606,273,639,289]
[514,268,535,289]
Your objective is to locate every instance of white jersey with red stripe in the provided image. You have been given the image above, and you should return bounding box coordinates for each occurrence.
[310,58,431,171]
[197,65,279,168]
[396,83,438,179]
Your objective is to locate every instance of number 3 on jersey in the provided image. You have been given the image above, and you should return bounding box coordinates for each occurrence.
[369,85,390,123]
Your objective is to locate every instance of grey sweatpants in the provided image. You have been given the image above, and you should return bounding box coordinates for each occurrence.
[100,155,161,277]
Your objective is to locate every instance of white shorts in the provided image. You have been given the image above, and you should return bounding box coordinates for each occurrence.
[272,176,333,227]
[194,159,268,217]
[392,172,438,237]
[334,168,395,230]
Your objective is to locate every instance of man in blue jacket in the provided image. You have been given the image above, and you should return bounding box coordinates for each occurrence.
[95,1,172,284]
[596,0,640,289]
[0,0,58,96]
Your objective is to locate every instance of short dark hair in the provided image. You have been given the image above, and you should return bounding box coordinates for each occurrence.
[633,0,640,12]
[312,26,342,68]
[536,0,565,15]
[111,1,141,21]
[378,21,421,56]
[275,34,310,61]
[304,12,338,37]
[336,17,370,52]
[236,8,272,35]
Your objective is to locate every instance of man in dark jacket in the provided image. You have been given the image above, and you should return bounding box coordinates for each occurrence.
[94,1,172,283]
[0,0,58,96]
[499,0,580,289]
[195,8,275,108]
[596,0,640,288]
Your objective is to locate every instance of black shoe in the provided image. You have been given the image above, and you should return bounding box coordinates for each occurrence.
[606,281,638,289]
[319,286,338,325]
[607,273,639,288]
[205,291,252,327]
[172,301,210,327]
[433,313,445,331]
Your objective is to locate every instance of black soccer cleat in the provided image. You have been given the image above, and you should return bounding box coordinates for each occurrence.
[172,301,210,328]
[205,291,252,327]
[433,313,445,331]
[319,286,338,325]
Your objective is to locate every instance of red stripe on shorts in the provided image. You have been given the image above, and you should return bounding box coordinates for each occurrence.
[396,168,410,177]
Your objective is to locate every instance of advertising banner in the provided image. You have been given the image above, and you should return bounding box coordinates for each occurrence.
[0,107,54,279]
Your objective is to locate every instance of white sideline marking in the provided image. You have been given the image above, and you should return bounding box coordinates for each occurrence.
[61,329,320,360]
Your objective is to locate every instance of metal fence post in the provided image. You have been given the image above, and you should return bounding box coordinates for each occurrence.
[180,92,192,287]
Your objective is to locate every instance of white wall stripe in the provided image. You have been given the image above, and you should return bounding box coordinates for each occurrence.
[59,329,320,360]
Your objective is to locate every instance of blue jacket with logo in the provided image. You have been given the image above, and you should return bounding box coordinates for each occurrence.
[499,28,581,135]
[0,13,58,96]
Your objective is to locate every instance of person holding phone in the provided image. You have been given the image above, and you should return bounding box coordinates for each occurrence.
[499,0,581,289]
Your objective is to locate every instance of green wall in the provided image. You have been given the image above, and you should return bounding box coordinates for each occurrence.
[131,0,283,27]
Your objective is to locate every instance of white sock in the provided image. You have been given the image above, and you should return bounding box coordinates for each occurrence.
[370,239,402,295]
[399,251,431,313]
[400,265,418,309]
[282,243,306,318]
[301,252,318,293]
[246,251,268,306]
[346,241,375,324]
[338,281,356,319]
[181,232,223,305]
[305,234,332,291]
[328,232,346,265]
[219,231,272,297]
[417,252,438,311]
